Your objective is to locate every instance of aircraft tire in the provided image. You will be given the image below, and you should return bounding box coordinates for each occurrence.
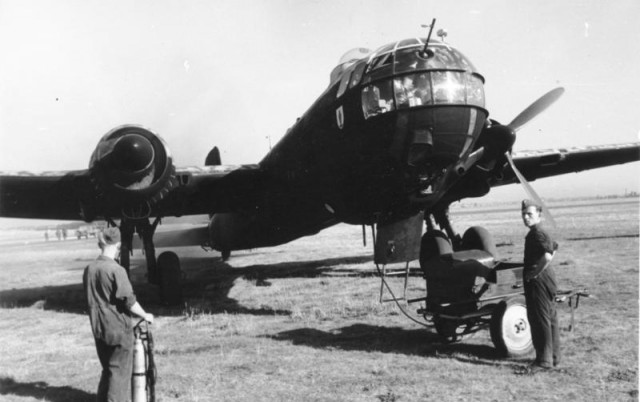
[158,251,183,305]
[419,230,452,268]
[490,296,533,357]
[461,226,497,257]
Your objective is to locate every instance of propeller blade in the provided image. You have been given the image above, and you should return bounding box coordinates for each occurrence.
[506,153,557,228]
[508,87,565,132]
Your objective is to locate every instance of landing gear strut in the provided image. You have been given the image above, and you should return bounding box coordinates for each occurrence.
[431,207,461,250]
[116,217,161,284]
[109,216,183,304]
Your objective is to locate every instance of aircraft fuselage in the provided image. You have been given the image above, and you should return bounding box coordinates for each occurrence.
[209,38,491,251]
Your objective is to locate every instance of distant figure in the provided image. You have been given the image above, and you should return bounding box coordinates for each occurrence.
[55,228,61,241]
[44,231,49,242]
[62,228,67,241]
[83,227,154,401]
[521,199,560,371]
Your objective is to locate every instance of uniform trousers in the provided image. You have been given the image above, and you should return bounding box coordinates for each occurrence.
[95,337,133,402]
[524,271,560,367]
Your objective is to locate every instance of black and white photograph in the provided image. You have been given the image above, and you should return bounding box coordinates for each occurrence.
[0,1,638,401]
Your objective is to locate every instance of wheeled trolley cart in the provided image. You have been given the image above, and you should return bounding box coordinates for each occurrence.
[414,248,589,356]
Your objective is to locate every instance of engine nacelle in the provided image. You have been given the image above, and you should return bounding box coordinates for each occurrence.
[476,122,516,160]
[89,125,176,215]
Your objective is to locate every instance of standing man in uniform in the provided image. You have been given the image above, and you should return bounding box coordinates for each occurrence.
[83,227,154,401]
[521,200,560,370]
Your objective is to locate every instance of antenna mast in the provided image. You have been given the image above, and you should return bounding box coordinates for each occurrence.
[421,18,436,57]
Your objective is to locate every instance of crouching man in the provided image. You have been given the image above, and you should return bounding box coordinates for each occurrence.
[83,227,154,401]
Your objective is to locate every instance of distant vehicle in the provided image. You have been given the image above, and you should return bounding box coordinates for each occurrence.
[76,225,97,240]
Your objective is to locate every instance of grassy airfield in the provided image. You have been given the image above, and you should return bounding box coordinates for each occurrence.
[0,198,637,401]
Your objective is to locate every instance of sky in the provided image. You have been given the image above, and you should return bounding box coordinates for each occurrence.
[0,0,638,222]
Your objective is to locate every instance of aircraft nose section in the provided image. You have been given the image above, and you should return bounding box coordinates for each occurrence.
[397,107,487,170]
[112,134,156,173]
[407,128,434,166]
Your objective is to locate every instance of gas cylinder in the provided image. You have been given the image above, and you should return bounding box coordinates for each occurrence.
[132,336,147,402]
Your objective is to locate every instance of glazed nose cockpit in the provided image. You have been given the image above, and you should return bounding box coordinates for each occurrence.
[363,38,487,167]
[334,38,488,186]
[362,70,485,118]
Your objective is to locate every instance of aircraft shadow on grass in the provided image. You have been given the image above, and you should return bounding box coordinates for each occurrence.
[268,324,508,365]
[0,254,374,317]
[0,377,93,402]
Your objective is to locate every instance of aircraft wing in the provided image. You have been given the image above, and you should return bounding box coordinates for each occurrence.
[0,170,92,220]
[0,164,264,221]
[492,143,640,187]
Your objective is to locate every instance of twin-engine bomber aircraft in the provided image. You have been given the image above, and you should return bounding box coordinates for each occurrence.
[1,33,638,314]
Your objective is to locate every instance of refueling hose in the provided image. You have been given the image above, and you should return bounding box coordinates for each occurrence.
[374,262,431,328]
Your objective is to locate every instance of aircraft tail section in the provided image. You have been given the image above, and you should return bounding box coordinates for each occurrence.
[205,146,222,166]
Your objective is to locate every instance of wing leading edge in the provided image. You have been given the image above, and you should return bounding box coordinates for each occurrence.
[0,164,264,221]
[492,143,640,187]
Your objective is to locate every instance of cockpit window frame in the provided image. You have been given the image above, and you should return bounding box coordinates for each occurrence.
[362,70,485,119]
[368,52,393,73]
[361,80,396,119]
[362,40,481,82]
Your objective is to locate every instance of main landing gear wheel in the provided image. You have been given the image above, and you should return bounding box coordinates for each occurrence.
[419,230,452,265]
[460,226,497,256]
[490,296,533,357]
[157,251,183,305]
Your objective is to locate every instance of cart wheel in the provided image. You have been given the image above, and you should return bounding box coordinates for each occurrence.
[490,296,533,357]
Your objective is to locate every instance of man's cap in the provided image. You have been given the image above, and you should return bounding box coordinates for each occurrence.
[98,227,121,245]
[521,199,542,211]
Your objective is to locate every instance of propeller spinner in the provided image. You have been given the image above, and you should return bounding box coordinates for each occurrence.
[112,134,155,173]
[89,125,176,206]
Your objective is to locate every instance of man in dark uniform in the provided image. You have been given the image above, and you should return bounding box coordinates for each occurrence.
[83,227,154,402]
[521,200,560,370]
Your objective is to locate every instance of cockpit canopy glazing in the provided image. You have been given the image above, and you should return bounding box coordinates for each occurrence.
[362,71,485,119]
[363,38,481,83]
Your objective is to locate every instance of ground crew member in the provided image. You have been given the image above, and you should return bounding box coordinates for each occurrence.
[83,227,154,401]
[521,200,560,370]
